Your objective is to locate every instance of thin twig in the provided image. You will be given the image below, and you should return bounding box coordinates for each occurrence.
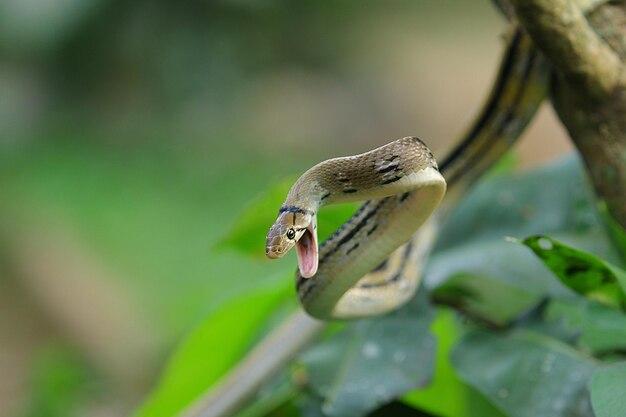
[178,310,325,417]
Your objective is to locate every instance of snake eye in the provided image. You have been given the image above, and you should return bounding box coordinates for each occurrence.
[286,228,296,240]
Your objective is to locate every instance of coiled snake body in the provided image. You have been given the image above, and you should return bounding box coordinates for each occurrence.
[264,24,553,321]
[266,137,446,319]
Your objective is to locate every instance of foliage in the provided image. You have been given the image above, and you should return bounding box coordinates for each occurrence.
[134,282,293,417]
[136,155,626,417]
[300,289,435,417]
[545,299,626,354]
[452,330,597,417]
[590,362,626,417]
[403,309,504,417]
[522,235,626,309]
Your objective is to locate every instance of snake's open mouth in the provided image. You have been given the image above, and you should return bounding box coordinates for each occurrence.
[296,226,318,278]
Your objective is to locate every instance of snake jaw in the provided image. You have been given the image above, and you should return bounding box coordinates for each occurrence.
[265,223,294,259]
[296,222,318,278]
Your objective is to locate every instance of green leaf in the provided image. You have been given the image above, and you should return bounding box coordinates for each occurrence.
[425,156,620,323]
[452,330,597,417]
[432,272,541,326]
[134,282,292,417]
[426,239,572,325]
[218,179,293,257]
[523,235,626,309]
[546,299,626,354]
[299,290,436,417]
[404,309,505,417]
[219,178,359,258]
[435,156,606,253]
[590,361,626,417]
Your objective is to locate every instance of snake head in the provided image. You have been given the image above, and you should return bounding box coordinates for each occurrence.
[265,209,318,278]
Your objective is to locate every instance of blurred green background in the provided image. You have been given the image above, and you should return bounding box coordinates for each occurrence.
[0,1,573,416]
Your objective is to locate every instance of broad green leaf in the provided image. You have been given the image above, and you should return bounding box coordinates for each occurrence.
[523,235,626,309]
[426,239,572,312]
[432,272,540,326]
[452,330,597,417]
[218,179,294,257]
[404,309,504,417]
[436,156,606,253]
[134,282,292,417]
[299,289,435,417]
[590,362,626,417]
[425,156,620,322]
[219,178,358,258]
[547,299,626,353]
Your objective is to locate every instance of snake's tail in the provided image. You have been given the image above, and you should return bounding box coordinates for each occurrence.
[179,310,325,417]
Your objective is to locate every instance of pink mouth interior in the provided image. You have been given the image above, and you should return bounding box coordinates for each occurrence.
[296,227,318,278]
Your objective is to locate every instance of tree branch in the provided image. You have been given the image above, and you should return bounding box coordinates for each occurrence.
[178,310,325,417]
[512,0,624,99]
[511,0,626,229]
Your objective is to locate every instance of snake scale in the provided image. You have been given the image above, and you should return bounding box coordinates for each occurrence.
[183,1,611,416]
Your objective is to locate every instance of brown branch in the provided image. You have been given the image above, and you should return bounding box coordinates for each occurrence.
[512,0,624,99]
[511,0,626,229]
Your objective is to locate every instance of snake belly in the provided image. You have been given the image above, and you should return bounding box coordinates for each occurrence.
[278,137,446,320]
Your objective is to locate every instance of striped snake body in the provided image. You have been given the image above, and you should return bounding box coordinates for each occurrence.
[266,28,549,321]
[266,137,446,319]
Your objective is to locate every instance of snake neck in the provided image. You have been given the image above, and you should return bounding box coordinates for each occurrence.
[284,176,325,214]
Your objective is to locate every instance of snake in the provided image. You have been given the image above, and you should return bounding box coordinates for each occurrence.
[263,0,612,319]
[265,137,446,320]
[182,1,613,416]
[263,22,552,320]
